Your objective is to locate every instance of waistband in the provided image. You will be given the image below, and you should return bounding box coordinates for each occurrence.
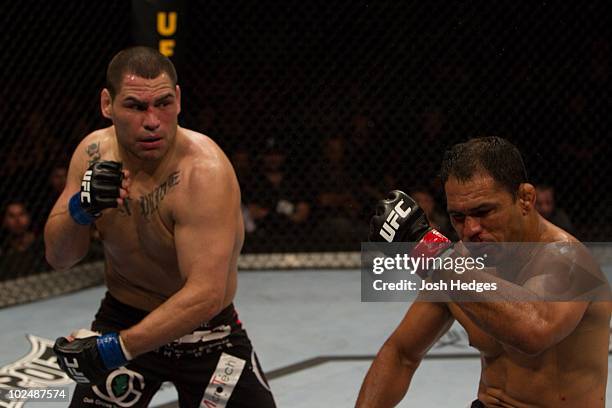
[96,292,241,343]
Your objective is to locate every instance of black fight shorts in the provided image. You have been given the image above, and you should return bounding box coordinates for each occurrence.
[68,292,276,408]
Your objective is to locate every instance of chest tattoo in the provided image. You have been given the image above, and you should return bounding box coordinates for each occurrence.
[138,171,181,219]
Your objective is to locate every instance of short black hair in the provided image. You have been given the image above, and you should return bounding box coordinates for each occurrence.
[440,136,528,198]
[106,46,178,98]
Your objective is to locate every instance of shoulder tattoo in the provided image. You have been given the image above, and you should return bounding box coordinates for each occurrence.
[86,142,101,166]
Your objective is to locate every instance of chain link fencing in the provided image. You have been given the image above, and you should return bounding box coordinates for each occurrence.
[0,1,610,303]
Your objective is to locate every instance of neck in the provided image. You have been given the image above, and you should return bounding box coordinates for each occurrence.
[122,149,167,174]
[524,212,547,242]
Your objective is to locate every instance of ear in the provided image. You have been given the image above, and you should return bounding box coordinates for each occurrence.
[518,183,536,215]
[175,84,181,115]
[100,89,113,119]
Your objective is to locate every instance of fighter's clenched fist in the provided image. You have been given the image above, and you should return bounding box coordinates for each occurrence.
[68,161,125,225]
[369,190,432,243]
[54,329,131,385]
[369,190,452,278]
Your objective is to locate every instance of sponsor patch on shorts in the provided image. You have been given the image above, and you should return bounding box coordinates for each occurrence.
[199,353,245,408]
[92,367,146,407]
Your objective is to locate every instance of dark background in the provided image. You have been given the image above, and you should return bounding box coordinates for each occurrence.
[0,1,610,278]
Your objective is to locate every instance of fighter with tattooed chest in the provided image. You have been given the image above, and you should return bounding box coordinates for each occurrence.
[44,46,276,408]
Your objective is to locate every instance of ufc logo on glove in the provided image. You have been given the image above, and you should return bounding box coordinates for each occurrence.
[61,357,89,383]
[379,200,412,242]
[81,170,93,204]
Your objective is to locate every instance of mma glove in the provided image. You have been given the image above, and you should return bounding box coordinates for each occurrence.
[369,190,452,278]
[54,330,132,385]
[69,161,123,225]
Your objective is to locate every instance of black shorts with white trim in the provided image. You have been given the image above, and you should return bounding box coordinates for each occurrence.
[68,292,276,408]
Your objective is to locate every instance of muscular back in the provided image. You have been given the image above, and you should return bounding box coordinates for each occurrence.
[77,127,243,311]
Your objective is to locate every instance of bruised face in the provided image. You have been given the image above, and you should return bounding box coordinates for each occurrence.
[445,173,525,244]
[101,73,181,162]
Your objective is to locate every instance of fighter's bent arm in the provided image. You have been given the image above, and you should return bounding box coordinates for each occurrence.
[454,297,586,356]
[44,136,96,270]
[120,158,240,357]
[434,247,592,355]
[356,300,454,407]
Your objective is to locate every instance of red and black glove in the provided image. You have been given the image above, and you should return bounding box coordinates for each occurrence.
[369,190,452,278]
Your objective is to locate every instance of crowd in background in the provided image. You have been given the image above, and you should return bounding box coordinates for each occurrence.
[0,109,578,280]
[0,0,607,280]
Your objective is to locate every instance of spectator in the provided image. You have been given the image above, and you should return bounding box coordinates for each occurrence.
[245,138,311,251]
[347,114,389,218]
[49,164,68,194]
[231,146,255,193]
[33,163,68,232]
[0,200,46,280]
[310,135,367,249]
[230,146,256,235]
[535,184,575,235]
[403,107,451,189]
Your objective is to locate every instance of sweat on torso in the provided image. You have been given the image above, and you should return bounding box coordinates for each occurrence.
[84,129,198,311]
[97,166,185,310]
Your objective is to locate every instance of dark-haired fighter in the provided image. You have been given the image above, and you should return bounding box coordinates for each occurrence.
[45,46,275,407]
[357,137,610,407]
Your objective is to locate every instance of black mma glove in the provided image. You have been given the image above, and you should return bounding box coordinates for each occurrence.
[369,190,432,243]
[69,161,123,225]
[369,190,452,278]
[54,330,131,385]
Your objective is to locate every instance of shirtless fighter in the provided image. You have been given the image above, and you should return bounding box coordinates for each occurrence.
[357,137,610,407]
[45,47,276,407]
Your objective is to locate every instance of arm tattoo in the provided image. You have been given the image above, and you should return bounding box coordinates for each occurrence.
[86,142,101,166]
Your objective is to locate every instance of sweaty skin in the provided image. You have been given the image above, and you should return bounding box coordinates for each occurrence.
[45,74,244,358]
[446,230,609,407]
[92,127,242,312]
[357,174,610,408]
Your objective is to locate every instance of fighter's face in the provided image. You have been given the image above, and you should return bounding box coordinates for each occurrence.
[102,73,181,162]
[445,173,523,244]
